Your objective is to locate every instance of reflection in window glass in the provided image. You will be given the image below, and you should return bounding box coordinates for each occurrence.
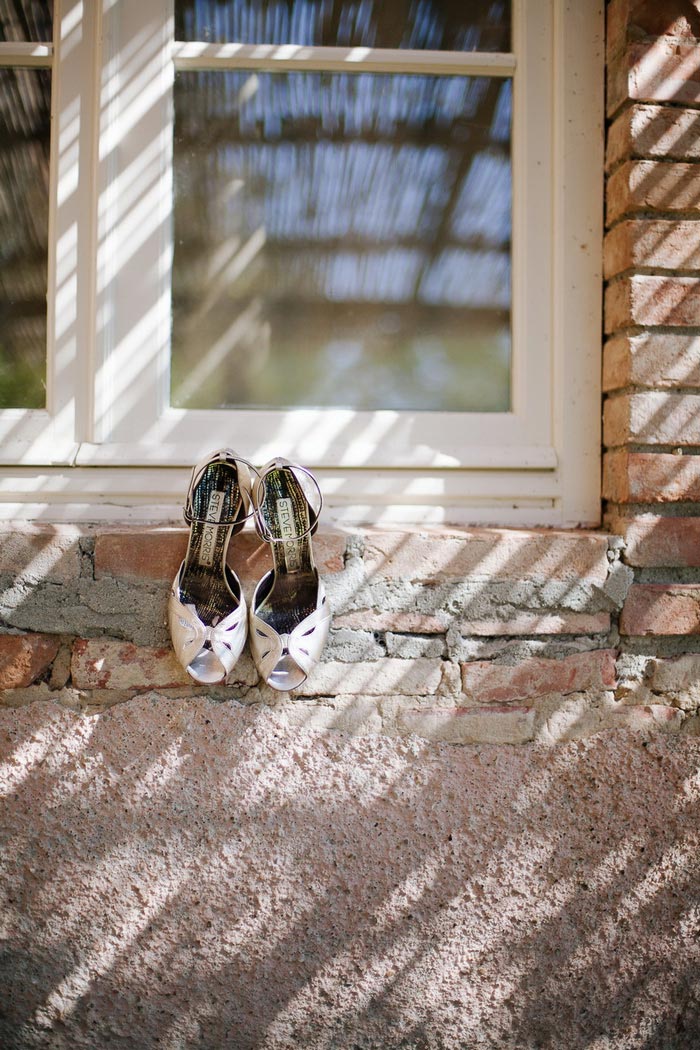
[176,0,510,52]
[0,0,53,41]
[172,71,511,412]
[0,67,50,408]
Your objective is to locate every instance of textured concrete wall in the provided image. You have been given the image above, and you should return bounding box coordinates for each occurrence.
[1,522,700,744]
[0,522,674,730]
[2,697,700,1049]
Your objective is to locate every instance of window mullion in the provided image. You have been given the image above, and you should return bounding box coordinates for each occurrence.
[0,43,52,66]
[509,0,552,443]
[88,0,175,448]
[171,42,516,78]
[45,0,104,459]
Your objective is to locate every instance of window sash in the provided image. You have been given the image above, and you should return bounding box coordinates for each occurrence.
[0,2,96,465]
[170,42,516,76]
[85,0,554,469]
[0,0,603,527]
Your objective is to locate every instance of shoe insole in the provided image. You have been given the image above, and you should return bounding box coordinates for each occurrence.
[255,466,318,637]
[180,460,242,626]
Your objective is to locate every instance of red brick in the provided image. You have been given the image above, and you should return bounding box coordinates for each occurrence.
[604,451,700,503]
[603,397,632,447]
[296,658,457,697]
[606,0,629,61]
[607,161,700,224]
[546,702,683,740]
[611,514,700,566]
[0,634,60,689]
[603,336,633,393]
[596,705,683,731]
[603,451,632,501]
[607,0,700,59]
[95,527,345,582]
[608,39,700,116]
[649,653,700,693]
[603,332,700,392]
[71,639,190,690]
[456,613,611,637]
[604,392,700,446]
[335,610,610,637]
[461,650,617,703]
[334,611,446,633]
[360,529,608,586]
[605,275,700,331]
[630,1,700,40]
[607,105,700,171]
[95,530,186,582]
[620,584,700,635]
[604,219,700,279]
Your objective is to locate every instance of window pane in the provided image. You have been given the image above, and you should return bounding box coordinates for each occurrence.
[176,0,510,52]
[0,1,53,42]
[0,67,50,408]
[172,71,511,412]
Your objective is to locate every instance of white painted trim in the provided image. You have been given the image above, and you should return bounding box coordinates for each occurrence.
[50,0,102,449]
[92,0,174,445]
[74,436,557,470]
[551,0,604,527]
[95,0,553,471]
[0,465,558,525]
[0,502,562,525]
[0,43,52,66]
[0,0,85,465]
[0,466,559,499]
[172,42,516,77]
[85,402,556,469]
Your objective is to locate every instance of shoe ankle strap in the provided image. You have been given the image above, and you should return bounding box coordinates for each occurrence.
[253,461,323,544]
[184,450,260,528]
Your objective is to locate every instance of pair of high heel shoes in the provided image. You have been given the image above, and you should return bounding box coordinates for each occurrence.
[168,449,331,691]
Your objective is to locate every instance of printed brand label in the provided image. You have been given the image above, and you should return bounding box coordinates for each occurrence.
[276,497,301,572]
[199,490,225,567]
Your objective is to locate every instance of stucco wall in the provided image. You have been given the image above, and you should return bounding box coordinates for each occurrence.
[3,699,700,1049]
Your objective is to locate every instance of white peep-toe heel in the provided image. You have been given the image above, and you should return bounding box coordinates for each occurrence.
[250,458,331,691]
[168,448,254,685]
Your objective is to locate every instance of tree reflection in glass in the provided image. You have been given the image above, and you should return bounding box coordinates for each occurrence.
[172,69,511,412]
[175,0,510,52]
[0,64,51,408]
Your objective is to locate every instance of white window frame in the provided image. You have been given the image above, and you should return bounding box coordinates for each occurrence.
[0,0,603,526]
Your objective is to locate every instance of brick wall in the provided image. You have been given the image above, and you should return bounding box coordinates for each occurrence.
[1,1,699,745]
[604,0,700,706]
[0,520,696,744]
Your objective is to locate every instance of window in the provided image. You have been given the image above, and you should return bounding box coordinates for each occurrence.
[0,0,603,525]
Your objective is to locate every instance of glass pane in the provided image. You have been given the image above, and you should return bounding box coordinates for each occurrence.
[172,71,511,412]
[0,1,53,42]
[0,67,50,408]
[176,0,510,52]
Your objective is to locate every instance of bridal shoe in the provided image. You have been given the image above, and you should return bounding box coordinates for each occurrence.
[168,449,253,685]
[250,458,331,691]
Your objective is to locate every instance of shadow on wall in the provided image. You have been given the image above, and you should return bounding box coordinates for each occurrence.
[0,518,638,747]
[1,698,700,1049]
